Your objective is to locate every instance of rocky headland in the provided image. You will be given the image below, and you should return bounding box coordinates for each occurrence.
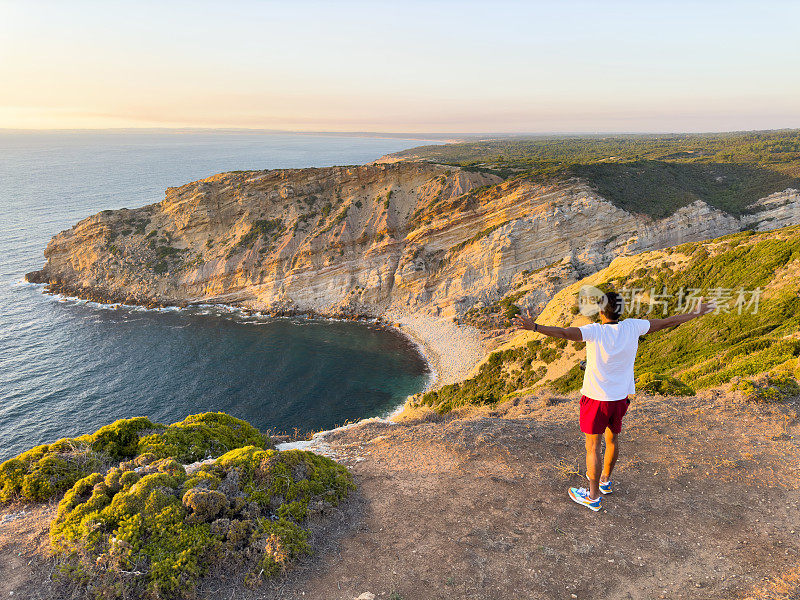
[24,160,800,384]
[25,162,800,320]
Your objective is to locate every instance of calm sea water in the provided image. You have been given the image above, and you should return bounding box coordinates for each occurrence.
[0,131,434,461]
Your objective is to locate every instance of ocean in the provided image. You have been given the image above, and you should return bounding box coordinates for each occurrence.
[0,131,435,462]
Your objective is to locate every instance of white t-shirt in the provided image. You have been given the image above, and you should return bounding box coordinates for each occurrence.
[578,319,651,401]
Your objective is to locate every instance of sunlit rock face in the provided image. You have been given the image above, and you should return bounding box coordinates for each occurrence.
[29,162,800,318]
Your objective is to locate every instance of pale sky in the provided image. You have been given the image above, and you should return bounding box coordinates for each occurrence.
[1,0,798,133]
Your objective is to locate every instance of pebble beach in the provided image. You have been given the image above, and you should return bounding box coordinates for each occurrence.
[385,311,486,387]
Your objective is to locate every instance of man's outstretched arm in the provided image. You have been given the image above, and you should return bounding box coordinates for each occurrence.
[646,300,716,333]
[512,311,583,341]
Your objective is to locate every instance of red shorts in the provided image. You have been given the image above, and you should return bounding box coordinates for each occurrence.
[579,395,630,434]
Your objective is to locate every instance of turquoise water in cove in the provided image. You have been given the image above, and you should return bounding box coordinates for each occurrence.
[0,131,434,461]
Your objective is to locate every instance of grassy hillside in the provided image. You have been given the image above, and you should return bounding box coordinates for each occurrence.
[417,224,800,413]
[392,130,800,218]
[570,160,797,218]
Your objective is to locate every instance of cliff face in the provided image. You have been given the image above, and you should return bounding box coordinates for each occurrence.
[29,161,800,318]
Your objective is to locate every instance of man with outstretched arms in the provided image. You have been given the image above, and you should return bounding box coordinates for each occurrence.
[513,291,714,511]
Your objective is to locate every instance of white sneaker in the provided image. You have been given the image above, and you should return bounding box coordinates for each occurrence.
[568,487,602,511]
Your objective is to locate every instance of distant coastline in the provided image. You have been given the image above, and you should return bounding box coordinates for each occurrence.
[0,127,462,144]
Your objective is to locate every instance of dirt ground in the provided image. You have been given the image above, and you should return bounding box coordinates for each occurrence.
[0,502,62,600]
[2,390,799,600]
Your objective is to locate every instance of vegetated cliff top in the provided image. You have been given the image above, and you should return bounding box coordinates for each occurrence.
[386,129,800,218]
[545,224,800,392]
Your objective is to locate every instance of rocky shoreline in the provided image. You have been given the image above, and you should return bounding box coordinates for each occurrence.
[26,273,379,320]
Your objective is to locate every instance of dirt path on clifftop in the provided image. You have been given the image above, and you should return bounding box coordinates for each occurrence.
[243,392,800,600]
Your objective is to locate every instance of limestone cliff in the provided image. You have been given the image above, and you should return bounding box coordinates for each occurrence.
[26,161,800,319]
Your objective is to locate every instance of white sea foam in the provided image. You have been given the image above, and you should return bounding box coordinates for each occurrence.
[9,279,40,289]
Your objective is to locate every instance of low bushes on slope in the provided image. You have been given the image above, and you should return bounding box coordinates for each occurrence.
[607,228,800,390]
[460,290,526,330]
[0,412,271,503]
[417,338,573,413]
[551,369,697,397]
[636,373,696,397]
[0,438,106,503]
[50,446,353,599]
[731,372,800,403]
[570,161,799,218]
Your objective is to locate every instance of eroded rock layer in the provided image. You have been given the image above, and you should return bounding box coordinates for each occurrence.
[28,162,800,317]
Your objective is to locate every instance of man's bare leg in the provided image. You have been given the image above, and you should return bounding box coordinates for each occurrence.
[584,433,603,500]
[602,429,619,483]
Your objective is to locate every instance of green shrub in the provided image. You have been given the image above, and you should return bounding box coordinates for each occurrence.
[91,417,160,459]
[550,364,584,394]
[527,340,543,353]
[139,413,269,463]
[234,219,284,251]
[731,373,800,403]
[462,290,526,329]
[258,517,310,577]
[498,296,521,320]
[0,413,272,504]
[0,438,103,503]
[50,446,354,598]
[637,372,695,396]
[155,245,182,259]
[540,348,558,364]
